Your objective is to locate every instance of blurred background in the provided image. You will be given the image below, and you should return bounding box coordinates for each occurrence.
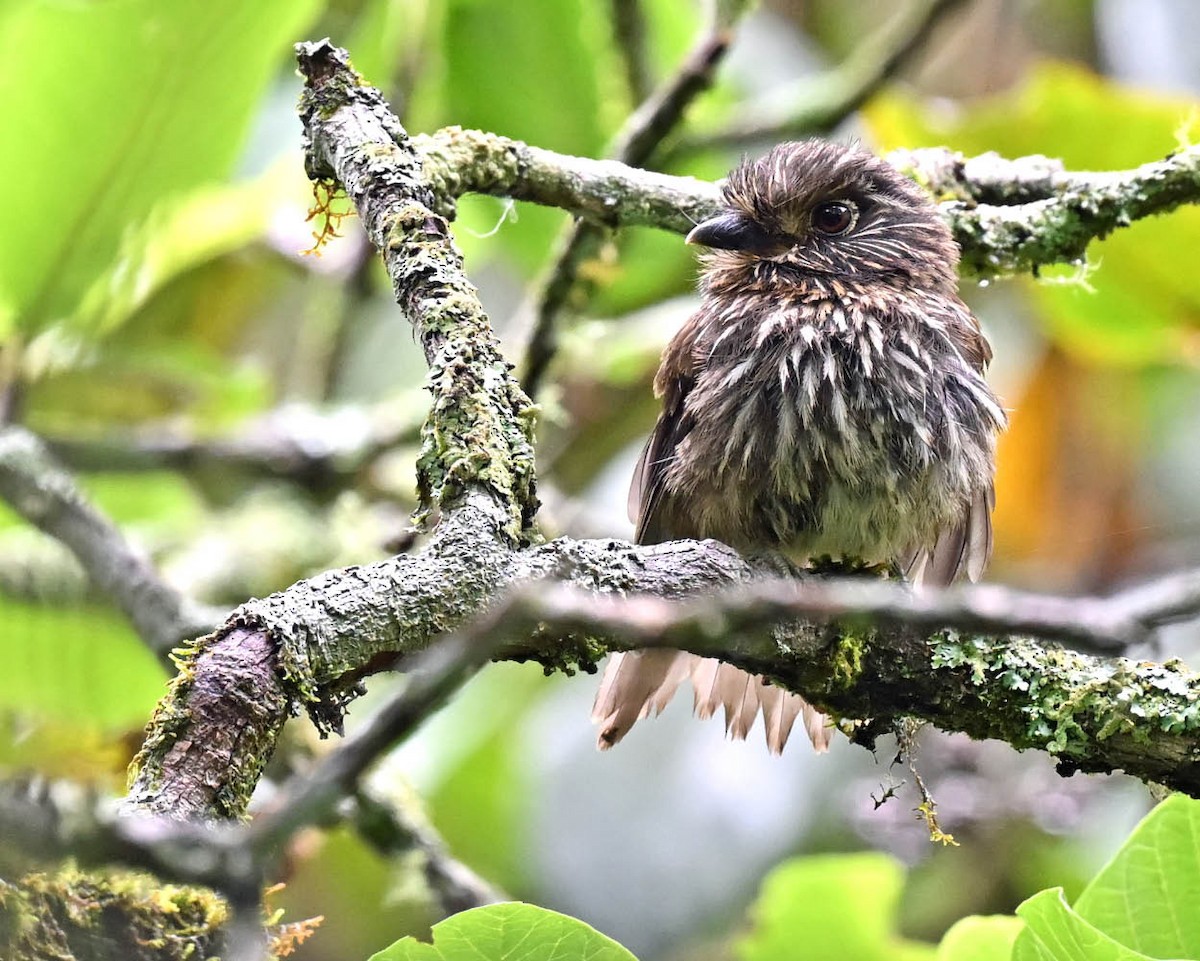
[2,0,1199,958]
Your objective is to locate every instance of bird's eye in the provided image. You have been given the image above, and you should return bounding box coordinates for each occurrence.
[811,201,856,236]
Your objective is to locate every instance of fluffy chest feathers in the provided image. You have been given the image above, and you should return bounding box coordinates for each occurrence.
[639,282,1005,563]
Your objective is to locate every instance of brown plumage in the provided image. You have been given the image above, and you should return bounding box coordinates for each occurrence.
[592,140,1007,754]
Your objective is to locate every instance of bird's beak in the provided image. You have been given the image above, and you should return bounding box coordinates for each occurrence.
[685,210,777,254]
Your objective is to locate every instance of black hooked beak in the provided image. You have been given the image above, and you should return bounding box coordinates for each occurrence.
[685,210,781,254]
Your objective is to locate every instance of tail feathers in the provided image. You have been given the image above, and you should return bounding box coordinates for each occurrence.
[592,650,691,750]
[592,651,829,754]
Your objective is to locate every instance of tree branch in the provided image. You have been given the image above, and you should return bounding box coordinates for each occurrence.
[608,0,653,104]
[0,426,221,658]
[297,41,538,543]
[121,42,1200,833]
[416,128,1200,277]
[43,395,426,494]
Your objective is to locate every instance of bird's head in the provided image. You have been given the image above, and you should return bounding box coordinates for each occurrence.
[690,140,958,292]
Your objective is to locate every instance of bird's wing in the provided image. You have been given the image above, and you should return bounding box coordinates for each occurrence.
[906,303,997,586]
[628,378,694,544]
[628,314,706,543]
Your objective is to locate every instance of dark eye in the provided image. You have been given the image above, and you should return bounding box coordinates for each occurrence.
[811,201,856,235]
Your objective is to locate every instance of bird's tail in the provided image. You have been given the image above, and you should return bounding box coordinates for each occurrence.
[592,650,830,754]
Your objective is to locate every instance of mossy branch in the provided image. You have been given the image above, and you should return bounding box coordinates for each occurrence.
[296,41,538,544]
[414,127,1200,278]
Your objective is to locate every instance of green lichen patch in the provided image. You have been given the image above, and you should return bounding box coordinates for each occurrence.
[125,635,212,795]
[414,127,525,216]
[826,630,866,689]
[380,211,540,544]
[929,632,1200,762]
[0,868,226,961]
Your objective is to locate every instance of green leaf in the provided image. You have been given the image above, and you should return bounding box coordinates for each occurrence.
[737,853,935,961]
[0,0,321,332]
[1072,794,1200,958]
[1013,889,1148,961]
[936,916,1024,961]
[74,178,279,336]
[368,902,637,961]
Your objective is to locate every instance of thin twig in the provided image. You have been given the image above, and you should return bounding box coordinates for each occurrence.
[0,425,222,658]
[675,0,969,155]
[45,394,426,491]
[515,0,751,396]
[609,0,653,104]
[349,785,506,915]
[248,632,493,854]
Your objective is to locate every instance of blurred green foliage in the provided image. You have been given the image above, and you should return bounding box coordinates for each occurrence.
[0,0,320,338]
[364,795,1200,961]
[738,853,935,961]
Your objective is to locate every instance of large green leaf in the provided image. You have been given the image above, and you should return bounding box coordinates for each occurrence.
[1073,794,1200,957]
[433,0,614,274]
[1013,889,1148,961]
[0,597,166,730]
[1012,796,1200,961]
[0,0,322,334]
[737,853,935,961]
[369,902,637,961]
[73,178,279,336]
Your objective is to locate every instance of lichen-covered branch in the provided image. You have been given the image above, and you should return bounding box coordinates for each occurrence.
[297,41,538,543]
[931,148,1200,274]
[127,497,1200,822]
[0,426,221,658]
[0,868,227,961]
[0,779,308,961]
[415,128,1200,278]
[415,126,721,234]
[490,577,1200,795]
[124,508,752,819]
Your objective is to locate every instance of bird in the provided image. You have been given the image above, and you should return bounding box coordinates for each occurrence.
[592,139,1007,755]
